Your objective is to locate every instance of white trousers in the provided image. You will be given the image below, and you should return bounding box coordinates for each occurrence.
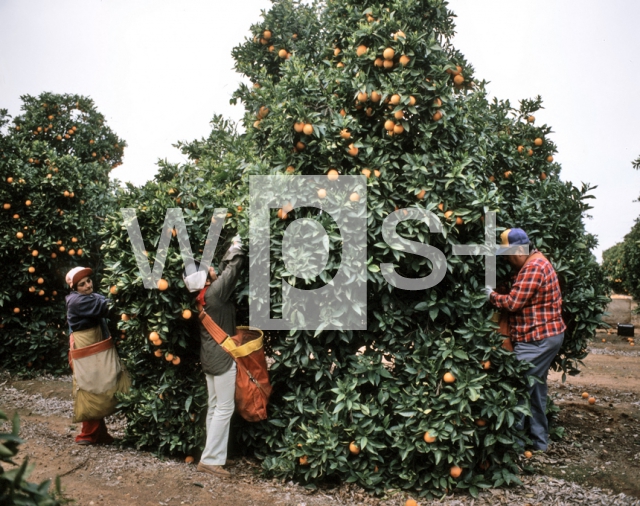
[200,363,236,465]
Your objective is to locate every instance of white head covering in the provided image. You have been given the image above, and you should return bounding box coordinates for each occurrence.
[66,266,93,289]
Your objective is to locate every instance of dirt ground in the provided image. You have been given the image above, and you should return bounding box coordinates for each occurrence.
[1,333,639,505]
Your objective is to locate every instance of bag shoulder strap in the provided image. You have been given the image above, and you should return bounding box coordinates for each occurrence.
[198,311,237,360]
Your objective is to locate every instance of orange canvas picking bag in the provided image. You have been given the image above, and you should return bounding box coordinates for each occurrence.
[199,312,272,422]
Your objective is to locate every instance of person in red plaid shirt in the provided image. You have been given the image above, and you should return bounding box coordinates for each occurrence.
[485,228,566,452]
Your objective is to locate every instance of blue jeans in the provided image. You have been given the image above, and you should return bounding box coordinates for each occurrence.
[514,332,564,451]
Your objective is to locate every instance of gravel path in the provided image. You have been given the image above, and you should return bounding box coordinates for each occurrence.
[2,377,639,505]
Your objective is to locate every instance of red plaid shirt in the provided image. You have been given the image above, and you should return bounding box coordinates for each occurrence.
[490,255,566,342]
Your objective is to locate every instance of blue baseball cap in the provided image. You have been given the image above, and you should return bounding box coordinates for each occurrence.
[497,228,530,255]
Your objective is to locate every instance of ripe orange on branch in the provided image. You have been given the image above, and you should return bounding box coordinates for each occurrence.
[157,279,169,291]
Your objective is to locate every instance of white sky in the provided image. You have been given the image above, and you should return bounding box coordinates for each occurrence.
[1,0,639,260]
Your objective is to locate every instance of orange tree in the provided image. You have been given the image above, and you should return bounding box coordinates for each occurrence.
[0,93,125,375]
[101,0,607,498]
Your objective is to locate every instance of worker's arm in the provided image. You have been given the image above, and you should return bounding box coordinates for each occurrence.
[206,248,245,303]
[490,263,543,312]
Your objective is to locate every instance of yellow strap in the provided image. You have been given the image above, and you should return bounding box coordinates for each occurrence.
[220,335,264,358]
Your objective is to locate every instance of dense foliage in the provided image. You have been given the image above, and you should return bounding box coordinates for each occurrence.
[100,0,608,498]
[0,93,125,375]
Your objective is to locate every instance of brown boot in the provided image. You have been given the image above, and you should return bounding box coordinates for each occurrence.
[197,462,231,478]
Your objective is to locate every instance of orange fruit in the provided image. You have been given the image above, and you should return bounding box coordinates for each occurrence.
[517,145,524,154]
[453,74,464,85]
[13,308,20,314]
[25,200,31,206]
[416,189,426,200]
[399,55,410,66]
[504,171,512,178]
[349,192,360,202]
[294,121,304,133]
[277,208,288,220]
[339,109,346,117]
[374,57,383,67]
[154,349,163,358]
[285,165,295,174]
[295,141,305,151]
[540,173,547,180]
[7,177,14,183]
[3,203,10,210]
[405,500,418,506]
[347,144,358,156]
[390,94,401,105]
[29,286,36,293]
[433,111,442,121]
[37,277,44,284]
[340,129,351,139]
[443,372,455,383]
[393,124,404,134]
[337,62,344,68]
[63,190,70,197]
[527,115,535,123]
[77,249,83,256]
[455,216,464,226]
[12,214,19,219]
[450,465,462,478]
[423,431,436,443]
[357,91,368,103]
[68,249,75,256]
[253,120,261,129]
[444,210,453,220]
[524,450,533,459]
[374,169,381,177]
[475,419,486,427]
[349,442,360,455]
[317,188,327,199]
[172,356,181,365]
[263,30,271,40]
[59,246,66,252]
[121,314,130,321]
[433,97,442,108]
[370,91,381,102]
[546,155,554,162]
[327,169,339,181]
[409,96,416,106]
[588,397,596,405]
[383,47,395,60]
[534,138,543,146]
[581,392,589,399]
[384,119,395,131]
[165,353,174,362]
[278,49,288,58]
[182,309,192,320]
[356,45,368,56]
[527,149,534,157]
[361,168,371,178]
[149,332,160,342]
[185,456,195,464]
[157,279,169,291]
[268,45,274,52]
[32,250,38,257]
[334,47,341,56]
[303,123,314,135]
[299,456,309,465]
[394,110,404,120]
[16,232,24,239]
[481,360,491,370]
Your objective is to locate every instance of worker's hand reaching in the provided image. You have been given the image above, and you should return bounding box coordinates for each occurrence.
[228,234,242,252]
[482,286,494,301]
